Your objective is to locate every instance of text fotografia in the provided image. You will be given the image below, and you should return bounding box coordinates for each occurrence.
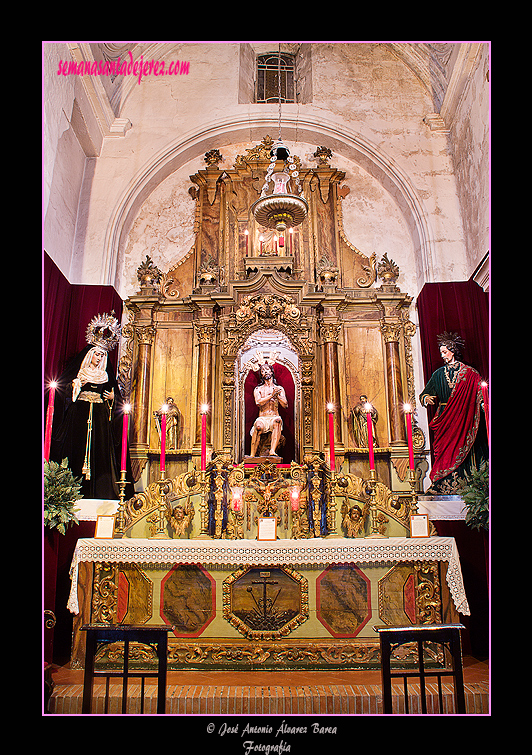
[208,720,338,752]
[57,52,190,84]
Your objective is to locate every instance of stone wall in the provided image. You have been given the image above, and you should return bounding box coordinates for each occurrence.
[43,42,490,298]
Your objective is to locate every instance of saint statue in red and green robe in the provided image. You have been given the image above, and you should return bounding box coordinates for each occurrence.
[419,332,488,495]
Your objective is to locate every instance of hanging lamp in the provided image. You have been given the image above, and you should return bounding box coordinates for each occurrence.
[251,45,308,235]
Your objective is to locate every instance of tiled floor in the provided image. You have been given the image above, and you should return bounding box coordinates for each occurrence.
[47,655,489,715]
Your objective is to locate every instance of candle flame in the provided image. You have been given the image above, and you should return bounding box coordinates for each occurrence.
[403,403,412,413]
[200,403,209,414]
[326,402,335,413]
[244,229,249,235]
[124,403,131,414]
[481,381,488,388]
[49,380,58,389]
[161,404,169,413]
[364,402,372,412]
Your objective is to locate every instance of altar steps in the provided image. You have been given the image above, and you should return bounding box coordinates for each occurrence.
[47,657,489,715]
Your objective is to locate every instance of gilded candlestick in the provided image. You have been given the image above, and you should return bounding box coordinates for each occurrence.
[114,470,127,538]
[196,469,211,538]
[365,468,386,538]
[149,474,170,539]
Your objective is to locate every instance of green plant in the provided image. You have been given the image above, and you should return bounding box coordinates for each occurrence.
[44,458,82,534]
[458,460,489,531]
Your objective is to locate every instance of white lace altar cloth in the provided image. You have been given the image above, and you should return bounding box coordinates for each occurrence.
[67,536,470,616]
[417,496,466,521]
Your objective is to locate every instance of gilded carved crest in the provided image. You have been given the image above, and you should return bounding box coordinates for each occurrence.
[236,294,301,324]
[223,294,311,359]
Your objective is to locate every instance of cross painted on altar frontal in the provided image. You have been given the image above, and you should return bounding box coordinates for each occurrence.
[250,572,280,620]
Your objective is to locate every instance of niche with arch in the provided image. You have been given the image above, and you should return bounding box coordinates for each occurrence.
[236,330,300,463]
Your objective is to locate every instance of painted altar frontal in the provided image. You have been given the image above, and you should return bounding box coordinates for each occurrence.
[68,461,469,671]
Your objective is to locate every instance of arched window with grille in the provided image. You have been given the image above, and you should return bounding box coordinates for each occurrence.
[256,52,296,103]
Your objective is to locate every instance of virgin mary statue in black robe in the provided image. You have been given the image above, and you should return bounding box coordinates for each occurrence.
[50,314,134,500]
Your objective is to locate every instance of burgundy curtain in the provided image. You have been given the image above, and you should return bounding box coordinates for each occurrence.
[43,253,123,384]
[43,253,72,386]
[416,279,489,455]
[43,252,124,663]
[417,279,490,658]
[416,280,489,389]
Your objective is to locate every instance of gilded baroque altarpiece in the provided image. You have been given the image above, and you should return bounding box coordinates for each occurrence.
[119,138,426,497]
[71,139,463,671]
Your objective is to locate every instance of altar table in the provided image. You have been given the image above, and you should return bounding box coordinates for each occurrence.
[68,536,469,616]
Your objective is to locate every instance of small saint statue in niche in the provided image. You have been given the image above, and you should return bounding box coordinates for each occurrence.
[249,362,288,459]
[352,395,379,449]
[154,397,180,450]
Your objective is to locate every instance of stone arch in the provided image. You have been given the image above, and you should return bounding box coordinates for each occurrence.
[103,114,435,291]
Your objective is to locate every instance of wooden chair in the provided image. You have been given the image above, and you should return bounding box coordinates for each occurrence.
[81,625,170,714]
[374,624,467,714]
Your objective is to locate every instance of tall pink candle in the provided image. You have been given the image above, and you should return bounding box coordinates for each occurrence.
[160,408,167,473]
[481,381,489,441]
[405,409,415,470]
[44,381,57,461]
[245,229,249,256]
[328,409,336,471]
[121,406,130,472]
[289,228,293,254]
[365,405,375,470]
[201,411,207,471]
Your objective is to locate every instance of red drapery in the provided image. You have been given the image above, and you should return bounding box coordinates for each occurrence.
[43,252,124,663]
[416,279,489,453]
[43,253,123,384]
[417,279,489,658]
[417,280,489,391]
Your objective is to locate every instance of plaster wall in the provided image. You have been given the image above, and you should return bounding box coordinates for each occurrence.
[43,42,483,298]
[43,43,89,280]
[447,46,490,277]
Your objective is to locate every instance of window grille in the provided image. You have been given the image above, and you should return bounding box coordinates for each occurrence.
[256,53,295,103]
